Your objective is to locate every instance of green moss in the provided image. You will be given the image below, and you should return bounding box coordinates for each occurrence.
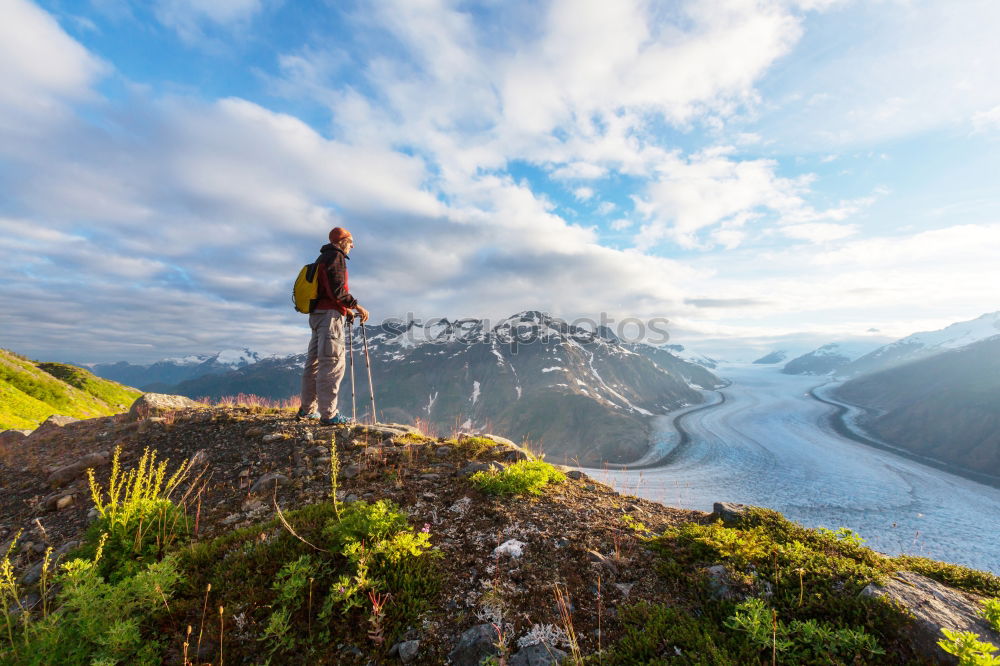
[599,602,741,665]
[621,507,931,664]
[892,555,1000,597]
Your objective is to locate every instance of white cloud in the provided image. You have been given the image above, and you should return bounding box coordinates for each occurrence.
[633,147,811,249]
[573,187,594,201]
[610,218,633,231]
[0,0,106,124]
[779,222,858,242]
[153,0,264,41]
[596,202,616,215]
[972,104,1000,133]
[754,0,1000,149]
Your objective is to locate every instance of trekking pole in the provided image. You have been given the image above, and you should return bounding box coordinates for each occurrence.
[347,316,357,422]
[360,322,377,425]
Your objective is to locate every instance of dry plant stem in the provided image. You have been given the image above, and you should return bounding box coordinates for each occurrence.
[197,583,210,659]
[183,625,192,666]
[218,605,225,666]
[553,584,582,663]
[273,493,327,552]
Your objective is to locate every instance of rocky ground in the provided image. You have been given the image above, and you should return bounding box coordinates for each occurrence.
[1,401,707,664]
[2,398,999,665]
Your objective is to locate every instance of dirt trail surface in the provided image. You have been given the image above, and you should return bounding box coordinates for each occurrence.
[1,407,707,663]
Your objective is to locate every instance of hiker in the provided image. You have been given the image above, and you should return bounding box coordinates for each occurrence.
[298,227,369,425]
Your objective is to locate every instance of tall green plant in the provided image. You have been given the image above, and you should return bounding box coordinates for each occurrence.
[86,446,191,580]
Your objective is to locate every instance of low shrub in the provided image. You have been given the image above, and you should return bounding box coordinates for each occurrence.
[0,534,181,666]
[470,460,566,496]
[177,499,440,662]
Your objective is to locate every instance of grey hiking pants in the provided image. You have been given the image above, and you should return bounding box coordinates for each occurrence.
[300,309,347,419]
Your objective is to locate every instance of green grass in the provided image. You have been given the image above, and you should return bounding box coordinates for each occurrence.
[37,362,139,410]
[469,459,566,496]
[0,349,141,430]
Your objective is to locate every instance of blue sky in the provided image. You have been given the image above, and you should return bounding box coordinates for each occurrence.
[1,0,998,362]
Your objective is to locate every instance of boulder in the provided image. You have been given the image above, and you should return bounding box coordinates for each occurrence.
[27,415,79,440]
[448,624,500,666]
[509,642,569,666]
[861,571,1000,660]
[712,502,750,526]
[127,393,203,420]
[397,639,420,663]
[0,430,32,447]
[340,464,363,480]
[46,452,109,488]
[249,473,291,495]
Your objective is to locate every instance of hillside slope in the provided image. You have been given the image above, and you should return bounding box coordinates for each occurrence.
[0,349,141,429]
[1,406,998,664]
[833,335,1000,479]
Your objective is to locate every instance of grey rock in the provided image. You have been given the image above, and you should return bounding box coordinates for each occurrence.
[189,449,211,469]
[262,433,285,443]
[435,446,453,457]
[127,393,202,420]
[566,470,585,480]
[309,445,328,457]
[448,624,500,665]
[419,474,440,481]
[303,430,314,441]
[314,456,331,467]
[55,495,74,511]
[703,564,738,600]
[459,432,516,448]
[459,461,503,478]
[509,642,569,666]
[397,639,420,663]
[344,493,359,504]
[502,448,531,463]
[292,467,310,478]
[712,502,749,527]
[21,540,78,585]
[341,464,363,480]
[587,549,618,576]
[861,571,1000,660]
[27,415,79,440]
[47,452,109,488]
[249,473,291,495]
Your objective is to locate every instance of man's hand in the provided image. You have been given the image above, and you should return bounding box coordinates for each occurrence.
[355,305,370,323]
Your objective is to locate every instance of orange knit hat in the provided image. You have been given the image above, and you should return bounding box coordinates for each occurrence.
[328,227,352,243]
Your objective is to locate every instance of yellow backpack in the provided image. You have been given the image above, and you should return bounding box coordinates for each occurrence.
[292,263,320,314]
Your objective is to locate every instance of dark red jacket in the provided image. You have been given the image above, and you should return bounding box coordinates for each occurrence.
[315,244,358,315]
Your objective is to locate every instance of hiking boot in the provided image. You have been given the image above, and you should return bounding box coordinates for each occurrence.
[319,413,353,426]
[296,407,320,420]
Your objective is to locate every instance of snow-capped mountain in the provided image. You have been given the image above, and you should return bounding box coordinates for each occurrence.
[659,344,720,369]
[753,350,787,365]
[781,341,885,376]
[166,311,721,465]
[840,311,1000,377]
[91,348,276,390]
